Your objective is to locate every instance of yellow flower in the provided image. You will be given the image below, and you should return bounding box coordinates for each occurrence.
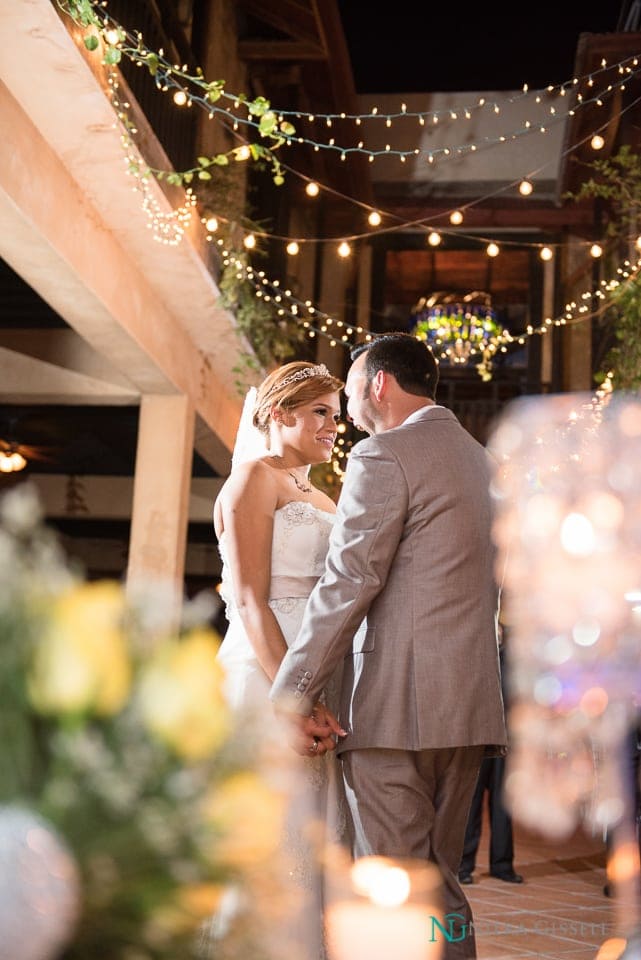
[177,883,224,921]
[137,628,230,760]
[146,883,224,937]
[28,580,131,716]
[202,771,285,869]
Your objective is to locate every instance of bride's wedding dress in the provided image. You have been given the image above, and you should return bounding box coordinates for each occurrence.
[215,500,346,960]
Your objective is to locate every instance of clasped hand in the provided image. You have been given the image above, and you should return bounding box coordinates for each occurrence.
[279,701,346,757]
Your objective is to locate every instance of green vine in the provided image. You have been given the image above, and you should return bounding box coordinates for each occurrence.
[567,145,641,240]
[217,244,305,392]
[594,275,641,391]
[58,0,319,392]
[566,146,641,390]
[57,0,295,185]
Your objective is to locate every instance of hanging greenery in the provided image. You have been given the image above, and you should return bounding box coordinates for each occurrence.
[566,146,641,391]
[218,244,306,389]
[57,0,295,185]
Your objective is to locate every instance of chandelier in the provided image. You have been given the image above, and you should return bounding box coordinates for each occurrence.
[410,290,505,379]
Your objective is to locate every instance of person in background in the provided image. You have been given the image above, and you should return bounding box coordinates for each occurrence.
[458,637,523,885]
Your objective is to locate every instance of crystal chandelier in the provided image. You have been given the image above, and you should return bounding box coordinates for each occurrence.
[410,290,504,378]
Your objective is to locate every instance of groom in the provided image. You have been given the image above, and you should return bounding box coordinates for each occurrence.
[270,333,506,959]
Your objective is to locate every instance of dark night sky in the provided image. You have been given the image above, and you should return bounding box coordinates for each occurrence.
[337,1,627,94]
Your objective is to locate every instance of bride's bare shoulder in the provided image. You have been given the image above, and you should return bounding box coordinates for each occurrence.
[217,457,280,505]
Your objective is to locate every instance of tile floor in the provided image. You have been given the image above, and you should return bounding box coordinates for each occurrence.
[464,817,623,959]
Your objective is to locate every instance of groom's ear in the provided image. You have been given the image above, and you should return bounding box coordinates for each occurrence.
[371,369,386,400]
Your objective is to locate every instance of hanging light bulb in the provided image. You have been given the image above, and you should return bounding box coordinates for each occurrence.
[450,210,464,225]
[487,242,500,258]
[518,179,534,196]
[104,28,120,45]
[590,243,603,258]
[173,90,188,106]
[205,216,218,233]
[337,241,351,258]
[591,134,605,150]
[540,246,554,261]
[243,233,256,250]
[286,241,299,256]
[305,181,320,197]
[427,231,442,247]
[368,211,382,227]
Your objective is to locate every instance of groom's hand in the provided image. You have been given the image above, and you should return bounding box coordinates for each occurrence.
[309,702,346,740]
[275,700,346,757]
[302,702,347,756]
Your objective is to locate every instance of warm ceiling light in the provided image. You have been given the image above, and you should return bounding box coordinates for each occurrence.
[305,181,320,197]
[337,241,351,258]
[540,246,554,261]
[173,90,188,106]
[486,242,500,257]
[0,448,26,472]
[518,179,534,196]
[243,233,256,249]
[286,241,299,256]
[368,211,382,226]
[590,243,603,258]
[205,216,218,233]
[449,210,464,225]
[427,231,442,247]
[591,134,605,150]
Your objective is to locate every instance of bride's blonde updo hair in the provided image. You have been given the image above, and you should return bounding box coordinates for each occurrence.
[253,361,344,440]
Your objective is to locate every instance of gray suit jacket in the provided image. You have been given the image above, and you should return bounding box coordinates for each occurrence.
[270,405,507,755]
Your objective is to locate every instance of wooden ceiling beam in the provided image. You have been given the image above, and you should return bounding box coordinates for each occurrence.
[238,0,323,47]
[237,39,325,60]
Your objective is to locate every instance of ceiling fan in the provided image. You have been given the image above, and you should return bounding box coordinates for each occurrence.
[0,434,57,474]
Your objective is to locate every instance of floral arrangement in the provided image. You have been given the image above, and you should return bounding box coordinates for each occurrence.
[0,484,287,960]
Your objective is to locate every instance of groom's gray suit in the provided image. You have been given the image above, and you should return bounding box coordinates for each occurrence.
[271,403,507,959]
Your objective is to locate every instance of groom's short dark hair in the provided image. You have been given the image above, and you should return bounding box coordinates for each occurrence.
[351,333,439,400]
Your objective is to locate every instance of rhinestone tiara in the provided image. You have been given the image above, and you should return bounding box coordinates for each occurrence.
[276,363,332,389]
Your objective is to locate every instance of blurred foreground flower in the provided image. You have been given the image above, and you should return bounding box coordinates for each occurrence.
[137,629,230,760]
[29,581,130,716]
[0,484,286,960]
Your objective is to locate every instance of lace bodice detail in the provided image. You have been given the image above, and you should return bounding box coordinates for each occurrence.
[218,500,335,620]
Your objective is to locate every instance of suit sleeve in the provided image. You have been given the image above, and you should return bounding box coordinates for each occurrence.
[269,436,407,713]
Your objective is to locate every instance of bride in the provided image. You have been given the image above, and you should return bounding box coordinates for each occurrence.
[212,360,347,960]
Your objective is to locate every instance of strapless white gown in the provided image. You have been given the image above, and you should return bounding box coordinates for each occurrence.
[215,500,347,960]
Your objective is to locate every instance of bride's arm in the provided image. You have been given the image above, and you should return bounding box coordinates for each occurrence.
[217,461,289,682]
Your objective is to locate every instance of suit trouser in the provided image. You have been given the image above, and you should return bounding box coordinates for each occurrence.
[340,745,485,960]
[459,754,514,876]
